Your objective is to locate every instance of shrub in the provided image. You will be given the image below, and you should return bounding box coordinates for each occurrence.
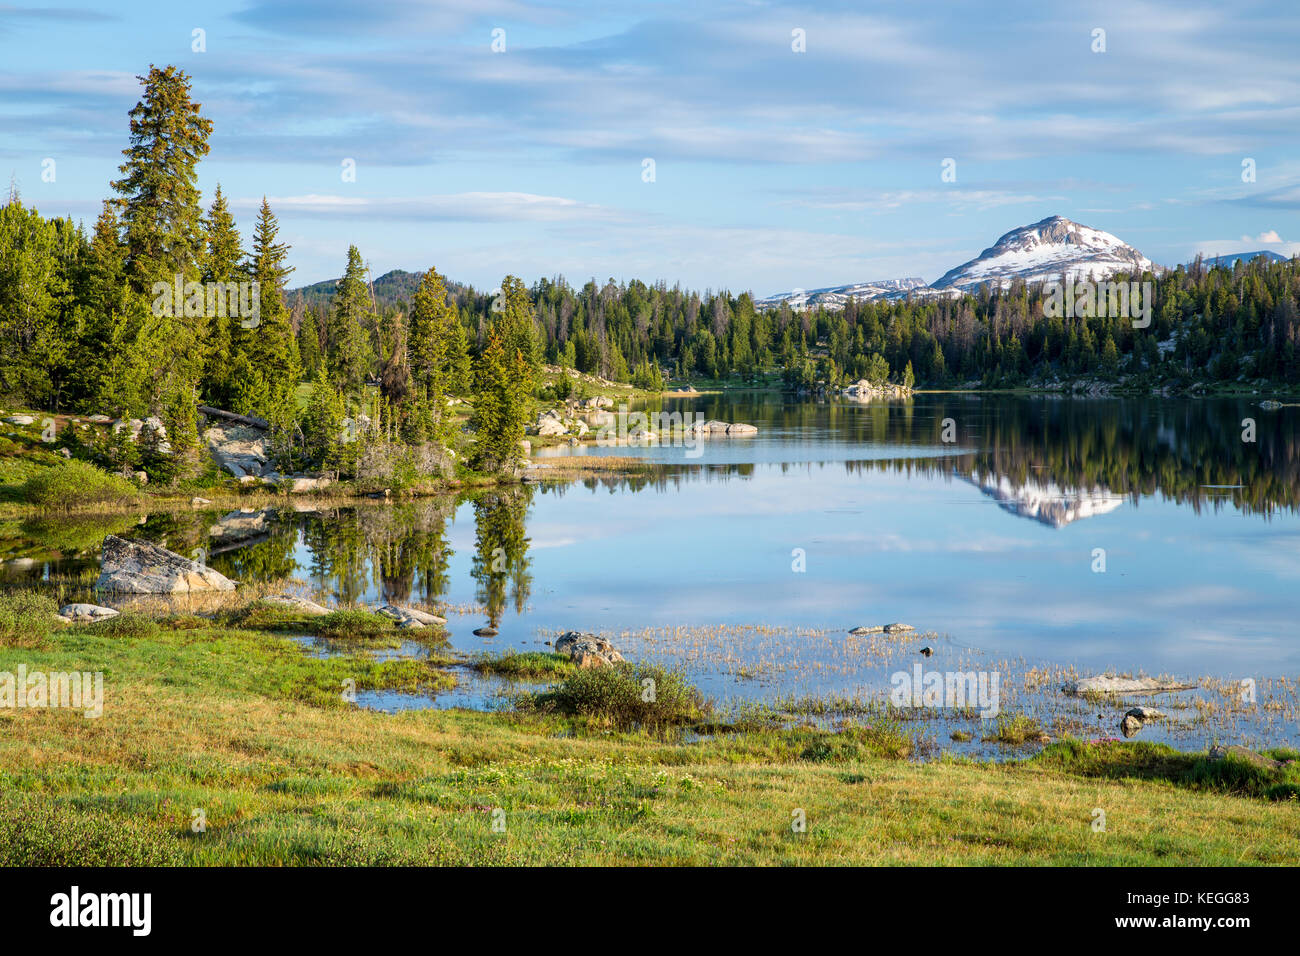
[20,460,139,510]
[0,590,59,648]
[533,662,708,730]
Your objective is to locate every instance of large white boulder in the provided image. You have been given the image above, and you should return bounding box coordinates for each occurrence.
[95,535,236,593]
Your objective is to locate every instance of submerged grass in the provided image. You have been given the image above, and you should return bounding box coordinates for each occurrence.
[983,713,1049,746]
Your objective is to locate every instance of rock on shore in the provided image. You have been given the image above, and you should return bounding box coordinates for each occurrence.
[554,631,624,668]
[58,603,120,623]
[95,535,236,593]
[260,594,331,616]
[376,604,447,629]
[1063,675,1197,696]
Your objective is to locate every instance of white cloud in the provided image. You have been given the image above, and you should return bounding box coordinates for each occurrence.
[234,192,623,223]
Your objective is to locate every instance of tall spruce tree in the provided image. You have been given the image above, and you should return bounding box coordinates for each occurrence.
[470,327,530,474]
[236,197,300,417]
[409,266,459,444]
[105,65,213,468]
[200,183,242,404]
[325,245,375,400]
[0,202,75,407]
[496,274,541,373]
[111,64,212,291]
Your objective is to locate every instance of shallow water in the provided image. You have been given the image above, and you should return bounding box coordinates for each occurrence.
[5,394,1298,752]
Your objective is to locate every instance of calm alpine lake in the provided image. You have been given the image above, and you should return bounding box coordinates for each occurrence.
[5,394,1298,750]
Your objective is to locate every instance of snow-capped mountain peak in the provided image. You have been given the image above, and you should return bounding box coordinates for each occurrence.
[930,216,1154,290]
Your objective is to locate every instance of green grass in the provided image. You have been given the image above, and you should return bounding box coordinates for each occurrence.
[217,601,324,632]
[314,609,398,642]
[0,621,1297,865]
[0,796,189,866]
[1037,739,1300,801]
[0,589,59,648]
[80,612,161,639]
[470,650,575,680]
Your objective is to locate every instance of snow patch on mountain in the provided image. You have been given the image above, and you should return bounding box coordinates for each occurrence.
[756,277,928,310]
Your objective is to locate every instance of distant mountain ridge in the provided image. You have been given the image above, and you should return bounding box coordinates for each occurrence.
[288,268,472,310]
[755,277,927,310]
[1197,250,1290,268]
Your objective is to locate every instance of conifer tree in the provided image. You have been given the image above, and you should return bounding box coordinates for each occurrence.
[111,64,212,291]
[496,275,541,373]
[326,245,375,399]
[106,64,212,468]
[235,197,299,416]
[470,329,529,474]
[300,366,347,473]
[409,266,460,444]
[297,309,323,378]
[0,201,72,406]
[200,184,242,403]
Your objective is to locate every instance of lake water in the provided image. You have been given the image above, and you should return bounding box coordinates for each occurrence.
[5,394,1298,752]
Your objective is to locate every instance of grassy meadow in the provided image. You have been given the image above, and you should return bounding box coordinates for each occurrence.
[1,601,1297,867]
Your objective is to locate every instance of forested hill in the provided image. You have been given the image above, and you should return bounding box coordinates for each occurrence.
[289,269,468,311]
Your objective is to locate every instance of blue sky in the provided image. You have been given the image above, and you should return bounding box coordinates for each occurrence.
[3,0,1299,292]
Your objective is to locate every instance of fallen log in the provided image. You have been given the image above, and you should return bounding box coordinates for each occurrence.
[198,406,270,430]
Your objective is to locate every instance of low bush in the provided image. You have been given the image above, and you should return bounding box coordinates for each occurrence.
[533,662,709,730]
[20,460,139,510]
